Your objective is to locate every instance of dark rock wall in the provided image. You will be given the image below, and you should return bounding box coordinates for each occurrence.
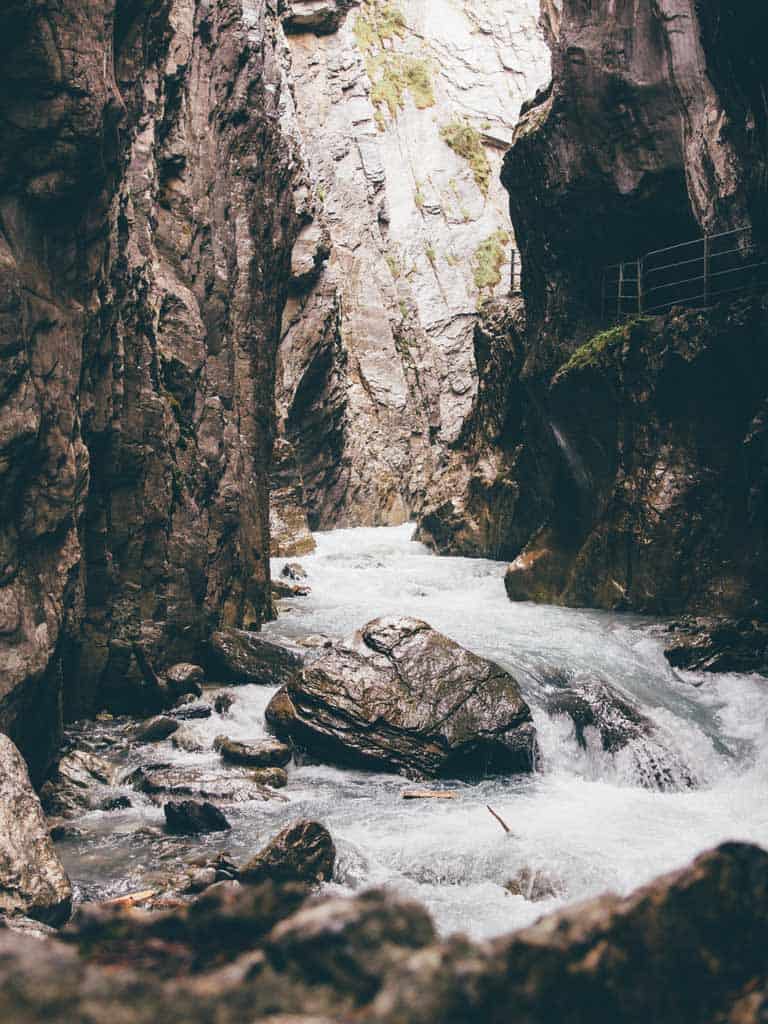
[418,0,768,618]
[0,0,304,780]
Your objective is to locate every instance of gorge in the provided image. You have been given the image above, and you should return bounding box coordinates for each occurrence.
[0,0,767,1021]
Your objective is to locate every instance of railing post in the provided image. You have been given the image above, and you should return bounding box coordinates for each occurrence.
[637,257,643,315]
[617,262,624,320]
[703,233,710,306]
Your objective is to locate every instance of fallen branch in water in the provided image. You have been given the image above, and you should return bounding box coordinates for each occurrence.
[487,804,512,835]
[103,890,156,908]
[401,790,458,800]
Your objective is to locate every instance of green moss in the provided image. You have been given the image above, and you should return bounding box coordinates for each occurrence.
[356,2,434,129]
[424,242,437,266]
[472,230,509,292]
[368,53,435,125]
[556,318,651,377]
[440,118,491,196]
[385,251,402,279]
[354,0,407,52]
[399,299,409,319]
[414,180,425,209]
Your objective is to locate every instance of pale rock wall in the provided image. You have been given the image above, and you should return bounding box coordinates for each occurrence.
[276,0,549,529]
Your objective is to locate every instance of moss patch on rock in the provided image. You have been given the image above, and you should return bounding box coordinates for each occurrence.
[355,1,434,127]
[555,317,651,379]
[472,230,510,293]
[440,119,491,196]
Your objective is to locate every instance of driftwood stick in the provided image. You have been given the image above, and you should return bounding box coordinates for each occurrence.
[401,790,458,801]
[487,804,512,835]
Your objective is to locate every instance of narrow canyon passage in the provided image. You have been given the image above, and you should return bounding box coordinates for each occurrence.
[57,525,768,938]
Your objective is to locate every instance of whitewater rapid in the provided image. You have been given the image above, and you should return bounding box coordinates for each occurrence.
[59,525,768,939]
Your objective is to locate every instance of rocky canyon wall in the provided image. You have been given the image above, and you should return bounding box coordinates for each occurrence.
[0,0,305,780]
[273,0,549,534]
[418,0,768,618]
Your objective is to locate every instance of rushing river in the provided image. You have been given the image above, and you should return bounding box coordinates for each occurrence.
[58,525,768,939]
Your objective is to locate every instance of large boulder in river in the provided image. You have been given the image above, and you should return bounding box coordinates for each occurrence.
[0,735,72,926]
[265,617,536,779]
[208,628,304,685]
[240,820,336,886]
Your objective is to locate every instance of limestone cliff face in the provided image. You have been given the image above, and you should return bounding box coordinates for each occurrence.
[275,0,548,529]
[418,0,768,617]
[0,0,304,778]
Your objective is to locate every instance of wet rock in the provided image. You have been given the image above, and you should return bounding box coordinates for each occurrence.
[135,716,180,743]
[172,726,208,753]
[214,693,236,715]
[217,737,293,769]
[173,702,213,721]
[544,673,696,790]
[99,795,132,812]
[266,617,536,779]
[282,563,308,582]
[253,768,289,789]
[0,735,72,926]
[272,579,312,599]
[544,677,652,754]
[126,764,279,805]
[165,664,205,701]
[663,617,768,677]
[164,801,231,836]
[504,866,565,902]
[240,821,336,887]
[39,748,117,817]
[209,629,304,686]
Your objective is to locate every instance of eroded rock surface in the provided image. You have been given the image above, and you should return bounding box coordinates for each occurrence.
[418,0,768,619]
[0,735,72,926]
[0,0,305,778]
[266,616,536,778]
[240,820,336,886]
[275,0,548,537]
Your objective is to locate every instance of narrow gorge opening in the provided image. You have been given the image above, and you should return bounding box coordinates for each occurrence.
[0,2,767,1021]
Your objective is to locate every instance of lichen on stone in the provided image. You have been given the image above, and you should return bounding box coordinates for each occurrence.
[440,118,492,195]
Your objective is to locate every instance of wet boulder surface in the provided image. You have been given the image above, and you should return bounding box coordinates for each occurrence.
[209,629,305,686]
[240,820,336,887]
[542,671,697,789]
[266,617,536,779]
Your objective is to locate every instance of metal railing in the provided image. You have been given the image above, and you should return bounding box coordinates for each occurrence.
[602,226,768,322]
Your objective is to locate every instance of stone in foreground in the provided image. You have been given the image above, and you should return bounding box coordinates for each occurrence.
[266,617,536,779]
[164,801,231,835]
[0,735,72,926]
[240,820,336,886]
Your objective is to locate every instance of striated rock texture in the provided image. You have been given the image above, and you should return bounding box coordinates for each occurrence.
[0,735,72,926]
[0,0,305,776]
[0,841,768,1021]
[419,0,768,618]
[266,616,536,778]
[275,0,548,531]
